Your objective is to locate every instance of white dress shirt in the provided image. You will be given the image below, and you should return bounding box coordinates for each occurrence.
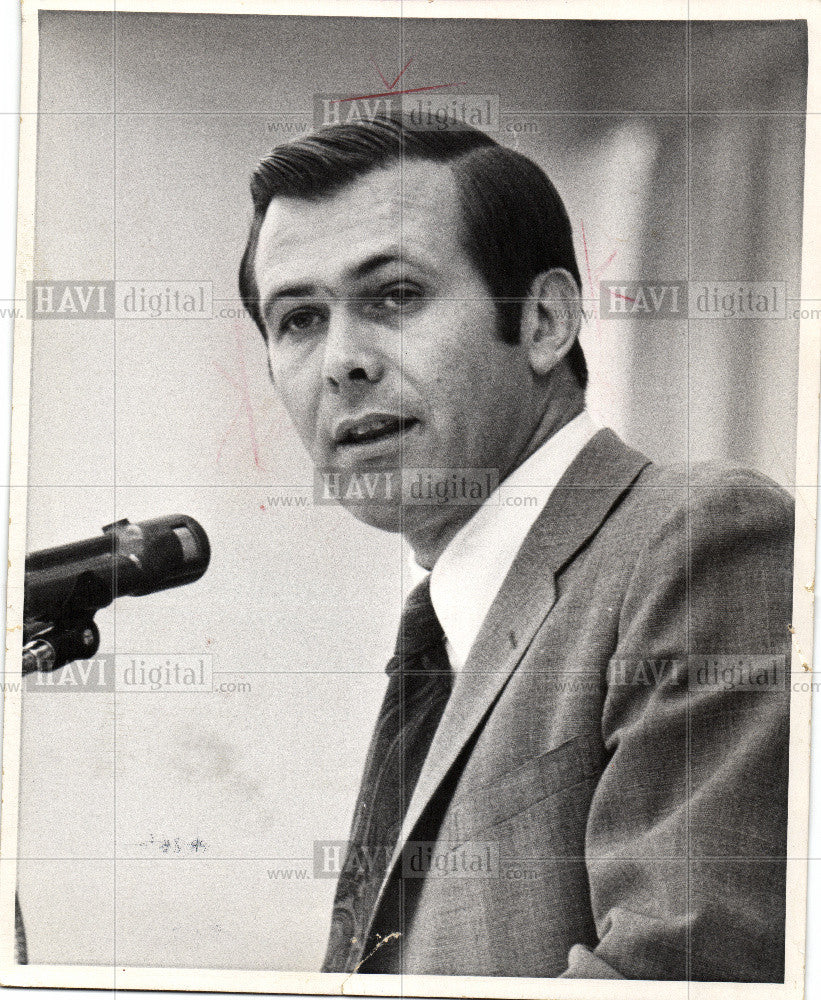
[428,410,598,670]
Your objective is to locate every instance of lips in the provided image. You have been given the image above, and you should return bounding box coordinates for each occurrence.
[333,413,419,448]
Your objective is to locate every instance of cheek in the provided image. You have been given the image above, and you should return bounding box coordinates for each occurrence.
[417,359,490,456]
[402,297,513,434]
[269,350,321,440]
[422,345,524,450]
[425,344,502,411]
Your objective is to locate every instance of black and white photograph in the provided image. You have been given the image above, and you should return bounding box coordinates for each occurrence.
[0,2,819,997]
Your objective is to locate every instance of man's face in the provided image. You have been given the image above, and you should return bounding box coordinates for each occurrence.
[254,159,538,535]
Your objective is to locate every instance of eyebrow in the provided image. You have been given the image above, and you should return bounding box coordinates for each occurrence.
[350,252,404,281]
[351,250,436,280]
[262,283,320,327]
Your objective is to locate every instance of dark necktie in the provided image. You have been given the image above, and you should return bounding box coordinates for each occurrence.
[321,576,453,972]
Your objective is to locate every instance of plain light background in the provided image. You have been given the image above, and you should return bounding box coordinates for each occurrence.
[0,7,818,992]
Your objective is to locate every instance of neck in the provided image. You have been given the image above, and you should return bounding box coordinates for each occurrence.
[408,382,585,570]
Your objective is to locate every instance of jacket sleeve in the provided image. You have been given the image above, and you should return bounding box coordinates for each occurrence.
[560,472,794,982]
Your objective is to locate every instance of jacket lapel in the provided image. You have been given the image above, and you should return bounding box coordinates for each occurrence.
[361,428,651,951]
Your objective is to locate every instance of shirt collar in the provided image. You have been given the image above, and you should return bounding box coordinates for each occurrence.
[428,410,598,670]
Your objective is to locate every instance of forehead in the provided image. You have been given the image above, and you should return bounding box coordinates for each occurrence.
[254,159,465,290]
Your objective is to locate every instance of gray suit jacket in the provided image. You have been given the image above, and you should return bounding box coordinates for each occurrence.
[354,428,793,981]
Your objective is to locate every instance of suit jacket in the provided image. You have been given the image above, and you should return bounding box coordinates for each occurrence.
[347,428,793,981]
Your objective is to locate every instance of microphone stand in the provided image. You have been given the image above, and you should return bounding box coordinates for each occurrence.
[16,621,99,963]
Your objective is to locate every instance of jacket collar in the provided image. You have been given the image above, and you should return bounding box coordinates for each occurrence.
[360,427,652,953]
[429,410,598,670]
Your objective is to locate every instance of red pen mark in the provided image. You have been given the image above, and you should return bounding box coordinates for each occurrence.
[260,504,266,511]
[388,58,413,90]
[580,223,593,280]
[580,220,623,322]
[580,220,595,299]
[333,55,464,109]
[594,249,618,280]
[613,292,635,303]
[578,219,627,400]
[214,322,277,472]
[370,57,391,90]
[580,219,603,351]
[370,56,413,91]
[334,81,468,104]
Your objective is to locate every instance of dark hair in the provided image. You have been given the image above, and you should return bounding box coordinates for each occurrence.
[239,113,587,390]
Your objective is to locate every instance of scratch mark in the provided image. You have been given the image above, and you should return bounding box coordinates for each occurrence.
[341,932,402,990]
[789,624,810,671]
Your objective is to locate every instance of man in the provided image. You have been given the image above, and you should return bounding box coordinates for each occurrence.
[239,114,792,981]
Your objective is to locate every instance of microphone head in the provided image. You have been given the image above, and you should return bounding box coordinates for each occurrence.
[24,514,212,622]
[105,515,211,597]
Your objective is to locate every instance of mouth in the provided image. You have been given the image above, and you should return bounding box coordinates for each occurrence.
[333,413,420,450]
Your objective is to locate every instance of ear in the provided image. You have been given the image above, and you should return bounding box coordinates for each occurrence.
[519,268,583,377]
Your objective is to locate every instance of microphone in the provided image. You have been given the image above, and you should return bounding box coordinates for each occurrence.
[22,515,210,673]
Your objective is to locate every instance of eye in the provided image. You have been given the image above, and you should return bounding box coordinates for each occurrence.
[376,282,424,314]
[278,306,326,338]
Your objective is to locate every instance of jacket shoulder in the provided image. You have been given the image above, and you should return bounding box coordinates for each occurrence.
[612,458,794,548]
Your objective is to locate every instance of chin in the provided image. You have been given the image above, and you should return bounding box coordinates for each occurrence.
[339,499,404,534]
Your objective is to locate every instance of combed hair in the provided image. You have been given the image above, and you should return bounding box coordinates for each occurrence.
[239,113,587,389]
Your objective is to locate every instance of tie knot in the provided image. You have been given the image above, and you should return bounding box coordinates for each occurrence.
[392,576,445,660]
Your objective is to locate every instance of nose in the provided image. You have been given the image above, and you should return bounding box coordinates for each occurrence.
[321,308,385,393]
